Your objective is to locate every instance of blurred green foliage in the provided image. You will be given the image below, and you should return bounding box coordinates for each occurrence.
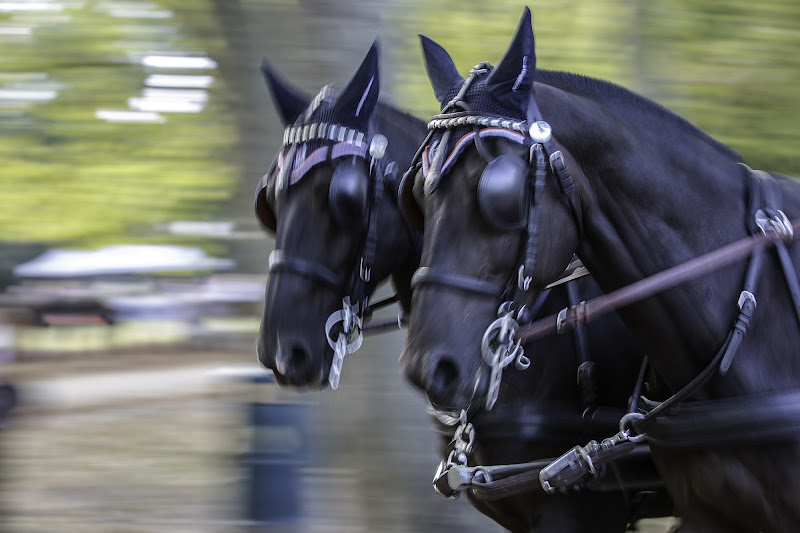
[390,0,800,174]
[0,1,235,247]
[2,0,799,252]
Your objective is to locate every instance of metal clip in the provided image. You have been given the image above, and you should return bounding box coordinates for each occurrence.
[539,431,638,493]
[619,411,647,444]
[539,445,588,493]
[432,421,475,499]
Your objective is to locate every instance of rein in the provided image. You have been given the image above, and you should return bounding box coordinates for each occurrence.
[517,216,800,346]
[532,172,800,493]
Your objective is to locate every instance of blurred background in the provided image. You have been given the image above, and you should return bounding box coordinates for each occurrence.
[0,0,798,532]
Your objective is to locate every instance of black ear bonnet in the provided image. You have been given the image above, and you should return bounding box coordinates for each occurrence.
[256,42,382,234]
[254,121,378,233]
[398,67,532,232]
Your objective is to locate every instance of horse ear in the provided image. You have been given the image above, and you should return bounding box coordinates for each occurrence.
[419,34,463,103]
[261,58,310,125]
[335,40,380,119]
[485,7,536,112]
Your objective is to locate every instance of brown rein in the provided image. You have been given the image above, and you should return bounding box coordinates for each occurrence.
[517,217,800,345]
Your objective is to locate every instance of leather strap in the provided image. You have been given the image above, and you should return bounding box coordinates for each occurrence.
[411,266,503,297]
[642,389,800,447]
[268,249,345,293]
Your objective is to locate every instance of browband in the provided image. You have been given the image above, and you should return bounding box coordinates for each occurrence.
[422,128,527,181]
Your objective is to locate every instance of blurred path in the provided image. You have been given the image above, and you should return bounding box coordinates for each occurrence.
[19,364,228,410]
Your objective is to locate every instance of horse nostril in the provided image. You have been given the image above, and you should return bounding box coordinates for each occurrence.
[276,342,314,385]
[428,357,460,407]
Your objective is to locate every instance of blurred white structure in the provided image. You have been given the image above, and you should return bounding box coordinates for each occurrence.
[14,244,235,278]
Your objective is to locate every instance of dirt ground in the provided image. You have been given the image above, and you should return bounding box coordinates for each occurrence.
[0,341,676,533]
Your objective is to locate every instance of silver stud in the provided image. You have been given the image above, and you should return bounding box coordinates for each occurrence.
[529,121,552,143]
[369,134,388,160]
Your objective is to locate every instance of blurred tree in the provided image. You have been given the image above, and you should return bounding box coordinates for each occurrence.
[0,1,236,249]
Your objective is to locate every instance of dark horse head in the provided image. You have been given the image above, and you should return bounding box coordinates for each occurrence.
[404,6,800,532]
[400,11,582,410]
[256,42,426,388]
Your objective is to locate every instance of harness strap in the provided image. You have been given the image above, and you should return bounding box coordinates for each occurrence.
[526,92,584,243]
[516,144,545,292]
[411,266,503,297]
[641,389,800,447]
[632,299,754,433]
[269,249,345,293]
[746,166,800,325]
[632,165,784,433]
[776,240,800,327]
[348,143,388,303]
[439,443,662,502]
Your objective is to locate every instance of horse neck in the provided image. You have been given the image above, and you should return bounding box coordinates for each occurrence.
[537,82,757,387]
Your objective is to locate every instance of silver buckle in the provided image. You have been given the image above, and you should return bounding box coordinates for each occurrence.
[738,290,756,310]
[517,264,532,291]
[755,208,794,240]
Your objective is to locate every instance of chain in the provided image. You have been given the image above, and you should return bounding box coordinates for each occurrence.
[480,304,530,410]
[325,297,363,389]
[432,416,476,499]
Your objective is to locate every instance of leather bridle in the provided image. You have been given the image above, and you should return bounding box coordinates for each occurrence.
[407,63,800,499]
[401,64,584,411]
[257,119,408,388]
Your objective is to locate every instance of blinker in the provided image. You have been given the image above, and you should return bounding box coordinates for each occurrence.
[255,160,278,232]
[329,159,369,229]
[477,153,530,231]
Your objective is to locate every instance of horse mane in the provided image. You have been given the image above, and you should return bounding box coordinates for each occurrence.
[372,101,428,165]
[537,69,742,162]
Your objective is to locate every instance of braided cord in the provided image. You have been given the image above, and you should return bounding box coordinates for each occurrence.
[427,113,528,136]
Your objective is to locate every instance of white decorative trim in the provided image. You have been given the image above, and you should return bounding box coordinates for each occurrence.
[282,122,368,148]
[427,114,528,135]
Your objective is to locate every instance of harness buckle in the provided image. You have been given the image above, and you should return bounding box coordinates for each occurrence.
[738,290,756,310]
[755,208,794,241]
[556,307,568,334]
[360,257,371,282]
[517,264,532,291]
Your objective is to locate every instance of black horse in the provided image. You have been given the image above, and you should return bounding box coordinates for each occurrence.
[255,42,668,532]
[255,42,424,388]
[401,7,800,533]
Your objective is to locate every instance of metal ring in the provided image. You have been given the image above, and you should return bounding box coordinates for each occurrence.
[619,412,647,443]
